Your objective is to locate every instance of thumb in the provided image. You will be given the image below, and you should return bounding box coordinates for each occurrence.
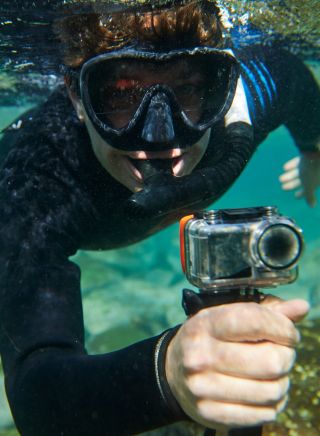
[261,294,310,323]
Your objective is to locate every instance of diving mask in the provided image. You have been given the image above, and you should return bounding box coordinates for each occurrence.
[65,47,240,151]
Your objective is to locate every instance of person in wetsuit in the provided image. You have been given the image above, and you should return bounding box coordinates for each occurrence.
[0,1,318,435]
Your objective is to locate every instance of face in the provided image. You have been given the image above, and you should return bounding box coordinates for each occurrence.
[83,113,210,192]
[69,57,211,192]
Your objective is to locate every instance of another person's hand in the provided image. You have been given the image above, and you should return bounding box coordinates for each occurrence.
[279,152,320,207]
[165,296,309,430]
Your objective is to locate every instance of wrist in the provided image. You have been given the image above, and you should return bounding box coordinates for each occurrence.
[301,151,320,159]
[154,326,188,420]
[298,135,320,154]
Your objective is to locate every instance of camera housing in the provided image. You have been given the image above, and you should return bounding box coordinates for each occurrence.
[180,206,303,291]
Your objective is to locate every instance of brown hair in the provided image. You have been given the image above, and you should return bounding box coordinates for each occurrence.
[55,1,225,67]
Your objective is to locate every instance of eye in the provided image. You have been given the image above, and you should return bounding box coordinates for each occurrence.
[103,89,134,112]
[174,82,205,109]
[175,84,198,97]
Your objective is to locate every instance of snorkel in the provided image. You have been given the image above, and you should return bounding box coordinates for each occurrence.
[128,121,254,216]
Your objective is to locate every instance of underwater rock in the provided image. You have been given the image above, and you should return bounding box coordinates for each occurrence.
[263,318,320,436]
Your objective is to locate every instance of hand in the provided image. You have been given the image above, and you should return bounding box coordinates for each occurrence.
[279,152,320,207]
[165,296,309,430]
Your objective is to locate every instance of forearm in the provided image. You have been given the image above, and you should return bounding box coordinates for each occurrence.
[6,334,183,436]
[279,53,320,152]
[0,259,184,436]
[238,46,320,152]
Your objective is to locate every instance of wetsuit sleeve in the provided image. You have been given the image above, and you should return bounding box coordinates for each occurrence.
[239,47,320,152]
[0,135,185,435]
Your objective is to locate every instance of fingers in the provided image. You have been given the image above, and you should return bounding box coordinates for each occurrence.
[261,296,310,323]
[197,395,288,428]
[188,372,290,406]
[279,167,299,183]
[189,372,290,406]
[280,155,319,207]
[200,302,300,346]
[280,176,301,191]
[279,157,301,191]
[283,156,300,171]
[184,337,296,379]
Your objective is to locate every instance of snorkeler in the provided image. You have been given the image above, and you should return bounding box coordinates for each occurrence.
[0,1,318,435]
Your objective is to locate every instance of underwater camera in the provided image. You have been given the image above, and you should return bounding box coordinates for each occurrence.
[180,206,304,315]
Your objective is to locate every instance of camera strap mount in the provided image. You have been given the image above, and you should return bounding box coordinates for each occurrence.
[182,288,263,316]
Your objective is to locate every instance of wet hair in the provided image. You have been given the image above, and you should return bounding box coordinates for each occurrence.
[55,0,225,67]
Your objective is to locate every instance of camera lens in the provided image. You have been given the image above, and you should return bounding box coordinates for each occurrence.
[257,224,302,269]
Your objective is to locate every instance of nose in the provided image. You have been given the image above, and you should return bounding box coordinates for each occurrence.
[141,92,175,143]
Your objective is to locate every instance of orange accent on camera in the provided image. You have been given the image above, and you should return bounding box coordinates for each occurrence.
[180,215,194,273]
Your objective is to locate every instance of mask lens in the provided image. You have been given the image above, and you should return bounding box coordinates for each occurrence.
[86,60,146,129]
[84,53,237,130]
[183,56,235,125]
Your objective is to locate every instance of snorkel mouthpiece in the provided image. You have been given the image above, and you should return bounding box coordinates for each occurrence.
[141,93,175,143]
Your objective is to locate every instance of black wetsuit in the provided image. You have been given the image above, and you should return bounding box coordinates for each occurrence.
[0,46,319,436]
